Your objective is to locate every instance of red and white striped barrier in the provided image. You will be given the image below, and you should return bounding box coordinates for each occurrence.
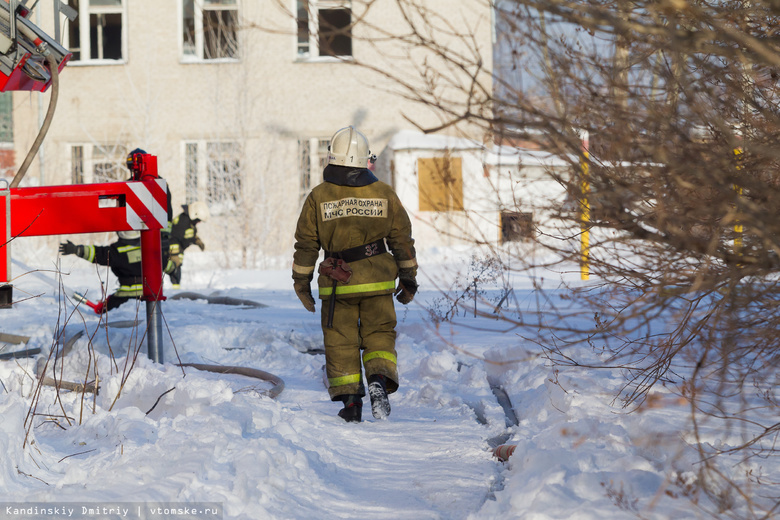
[0,153,167,362]
[493,444,517,462]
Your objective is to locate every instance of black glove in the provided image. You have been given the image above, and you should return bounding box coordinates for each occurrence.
[294,278,316,313]
[59,241,80,256]
[395,275,418,305]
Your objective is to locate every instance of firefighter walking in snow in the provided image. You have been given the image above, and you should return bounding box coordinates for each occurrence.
[168,201,209,288]
[292,126,418,423]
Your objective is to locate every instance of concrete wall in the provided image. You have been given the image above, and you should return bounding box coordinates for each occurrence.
[10,0,494,266]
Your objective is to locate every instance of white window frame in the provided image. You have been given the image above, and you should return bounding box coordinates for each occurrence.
[180,0,240,63]
[296,0,353,62]
[298,137,330,201]
[68,143,128,184]
[182,140,243,215]
[66,0,128,65]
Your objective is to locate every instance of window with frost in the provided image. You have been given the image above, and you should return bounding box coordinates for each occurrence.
[185,143,199,204]
[67,0,126,62]
[182,0,239,61]
[297,137,329,201]
[92,145,126,182]
[71,146,84,184]
[0,92,12,143]
[184,141,243,215]
[297,0,352,60]
[206,142,242,214]
[69,144,127,183]
[0,92,11,176]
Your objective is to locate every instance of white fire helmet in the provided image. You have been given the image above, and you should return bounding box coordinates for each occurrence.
[187,200,210,222]
[117,230,141,240]
[327,126,371,168]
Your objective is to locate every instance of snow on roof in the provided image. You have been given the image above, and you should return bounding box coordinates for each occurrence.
[385,129,483,151]
[386,130,573,168]
[485,145,573,167]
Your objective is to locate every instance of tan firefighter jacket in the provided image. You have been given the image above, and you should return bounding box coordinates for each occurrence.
[293,166,417,299]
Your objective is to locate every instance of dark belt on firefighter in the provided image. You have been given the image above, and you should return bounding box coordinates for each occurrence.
[324,239,387,263]
[323,239,387,328]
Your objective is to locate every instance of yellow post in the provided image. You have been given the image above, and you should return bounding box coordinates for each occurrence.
[580,132,590,280]
[733,148,743,256]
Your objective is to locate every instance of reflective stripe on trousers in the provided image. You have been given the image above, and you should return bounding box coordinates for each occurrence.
[115,284,143,298]
[319,280,395,297]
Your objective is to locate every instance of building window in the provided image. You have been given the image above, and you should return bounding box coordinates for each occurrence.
[67,0,126,63]
[298,139,311,199]
[185,143,199,204]
[0,92,13,177]
[297,137,329,201]
[417,157,464,212]
[69,144,127,183]
[92,145,126,182]
[206,142,242,214]
[184,141,243,215]
[297,0,352,60]
[501,211,534,242]
[71,146,84,184]
[182,0,239,61]
[0,92,12,143]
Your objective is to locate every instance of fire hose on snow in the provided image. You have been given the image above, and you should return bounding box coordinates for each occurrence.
[0,331,39,359]
[492,444,517,462]
[178,363,285,399]
[29,323,285,400]
[35,328,99,394]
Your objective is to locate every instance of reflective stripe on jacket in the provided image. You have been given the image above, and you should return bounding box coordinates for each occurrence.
[78,237,143,287]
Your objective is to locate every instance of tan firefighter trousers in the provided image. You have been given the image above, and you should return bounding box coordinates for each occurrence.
[321,293,399,400]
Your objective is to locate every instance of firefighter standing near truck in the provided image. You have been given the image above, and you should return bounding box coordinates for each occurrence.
[59,231,145,313]
[168,201,209,288]
[292,126,418,423]
[59,148,175,313]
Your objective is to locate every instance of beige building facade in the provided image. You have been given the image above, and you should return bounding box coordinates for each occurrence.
[10,0,494,266]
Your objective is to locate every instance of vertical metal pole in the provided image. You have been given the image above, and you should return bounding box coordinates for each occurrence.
[733,148,743,256]
[0,180,10,282]
[146,299,163,363]
[9,0,17,43]
[580,131,590,281]
[0,180,12,307]
[53,0,62,44]
[137,156,165,363]
[141,226,164,363]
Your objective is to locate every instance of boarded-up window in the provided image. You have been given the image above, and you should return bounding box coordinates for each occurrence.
[501,211,534,242]
[418,157,464,211]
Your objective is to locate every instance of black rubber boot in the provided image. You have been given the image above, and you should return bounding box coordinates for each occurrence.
[368,374,391,420]
[337,394,363,423]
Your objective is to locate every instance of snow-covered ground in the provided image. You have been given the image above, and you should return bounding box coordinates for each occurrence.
[0,243,773,519]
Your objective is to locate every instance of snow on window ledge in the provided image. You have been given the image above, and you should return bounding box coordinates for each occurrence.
[179,57,241,65]
[294,55,354,64]
[68,59,127,67]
